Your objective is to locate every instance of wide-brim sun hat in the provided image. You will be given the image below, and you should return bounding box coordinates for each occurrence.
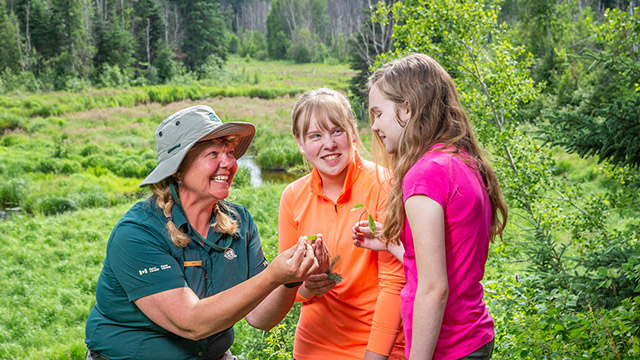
[140,105,255,187]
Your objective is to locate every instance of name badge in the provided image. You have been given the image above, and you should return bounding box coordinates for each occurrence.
[184,260,202,267]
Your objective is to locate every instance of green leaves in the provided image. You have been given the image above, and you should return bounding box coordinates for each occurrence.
[325,255,343,283]
[351,203,377,235]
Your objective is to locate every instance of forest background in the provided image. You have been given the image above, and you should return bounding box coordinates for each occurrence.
[0,0,639,359]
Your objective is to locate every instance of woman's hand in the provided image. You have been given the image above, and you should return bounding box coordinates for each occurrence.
[300,273,335,297]
[268,237,319,285]
[352,220,387,251]
[308,234,331,274]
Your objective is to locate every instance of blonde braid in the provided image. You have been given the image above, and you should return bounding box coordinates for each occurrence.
[150,181,190,247]
[213,201,239,235]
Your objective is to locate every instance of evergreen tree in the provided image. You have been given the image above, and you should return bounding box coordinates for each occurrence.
[50,0,93,81]
[13,0,53,73]
[266,0,291,59]
[132,0,165,74]
[0,5,22,71]
[93,16,136,75]
[181,0,227,72]
[543,8,640,168]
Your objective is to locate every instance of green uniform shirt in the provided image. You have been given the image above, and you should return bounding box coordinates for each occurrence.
[85,197,268,360]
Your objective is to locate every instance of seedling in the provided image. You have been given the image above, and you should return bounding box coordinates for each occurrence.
[351,203,376,237]
[305,235,342,283]
[326,255,343,283]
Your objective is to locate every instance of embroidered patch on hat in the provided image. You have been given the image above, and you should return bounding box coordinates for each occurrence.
[208,112,220,122]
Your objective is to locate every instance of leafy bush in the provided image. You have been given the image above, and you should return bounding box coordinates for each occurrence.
[36,158,82,175]
[37,196,78,215]
[97,63,131,88]
[233,166,251,188]
[0,111,26,133]
[0,178,28,207]
[254,134,302,170]
[0,132,29,147]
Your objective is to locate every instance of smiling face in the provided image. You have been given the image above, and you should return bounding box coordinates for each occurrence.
[177,139,238,203]
[296,111,352,182]
[369,84,410,154]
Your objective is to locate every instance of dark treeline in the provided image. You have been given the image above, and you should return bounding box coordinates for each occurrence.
[0,0,387,92]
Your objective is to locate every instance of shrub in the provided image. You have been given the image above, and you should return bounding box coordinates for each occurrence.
[290,42,312,64]
[0,178,28,207]
[81,154,113,171]
[253,134,302,170]
[38,196,78,215]
[36,158,82,175]
[80,144,100,157]
[0,111,26,133]
[97,63,130,88]
[232,166,251,188]
[0,132,29,147]
[116,157,148,178]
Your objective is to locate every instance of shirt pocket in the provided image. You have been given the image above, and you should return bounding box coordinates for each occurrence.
[182,248,208,299]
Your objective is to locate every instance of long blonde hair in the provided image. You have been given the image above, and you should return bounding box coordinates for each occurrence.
[292,88,362,150]
[369,53,507,244]
[150,137,239,247]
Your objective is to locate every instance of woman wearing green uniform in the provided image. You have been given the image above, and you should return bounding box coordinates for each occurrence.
[85,105,327,360]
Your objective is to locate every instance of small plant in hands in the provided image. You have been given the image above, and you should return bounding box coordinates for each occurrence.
[305,234,343,283]
[326,255,342,283]
[351,203,376,240]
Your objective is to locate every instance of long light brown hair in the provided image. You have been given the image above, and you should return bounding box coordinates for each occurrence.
[150,137,239,247]
[368,53,507,244]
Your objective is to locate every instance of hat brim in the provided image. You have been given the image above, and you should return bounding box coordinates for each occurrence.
[139,122,255,187]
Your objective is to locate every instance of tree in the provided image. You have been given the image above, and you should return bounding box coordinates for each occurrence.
[50,0,94,82]
[180,0,227,71]
[93,15,135,76]
[0,5,22,72]
[132,0,165,75]
[348,0,397,116]
[266,0,293,59]
[543,8,640,168]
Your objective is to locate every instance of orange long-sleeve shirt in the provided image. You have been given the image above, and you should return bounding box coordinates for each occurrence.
[278,153,406,360]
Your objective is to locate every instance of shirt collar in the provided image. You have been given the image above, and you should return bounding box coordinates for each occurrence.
[309,148,364,203]
[168,183,230,250]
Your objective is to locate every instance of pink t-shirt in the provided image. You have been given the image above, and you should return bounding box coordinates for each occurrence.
[400,147,494,359]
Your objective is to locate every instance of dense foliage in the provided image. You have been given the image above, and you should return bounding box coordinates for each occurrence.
[366,0,639,357]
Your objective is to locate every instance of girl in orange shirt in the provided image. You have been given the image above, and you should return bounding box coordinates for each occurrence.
[278,88,406,360]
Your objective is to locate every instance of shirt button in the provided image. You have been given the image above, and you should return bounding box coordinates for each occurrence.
[205,273,209,279]
[197,351,203,357]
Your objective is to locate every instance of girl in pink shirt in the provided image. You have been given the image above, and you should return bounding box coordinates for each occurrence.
[353,54,508,360]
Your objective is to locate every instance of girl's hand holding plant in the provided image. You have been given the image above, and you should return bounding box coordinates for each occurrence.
[351,220,387,251]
